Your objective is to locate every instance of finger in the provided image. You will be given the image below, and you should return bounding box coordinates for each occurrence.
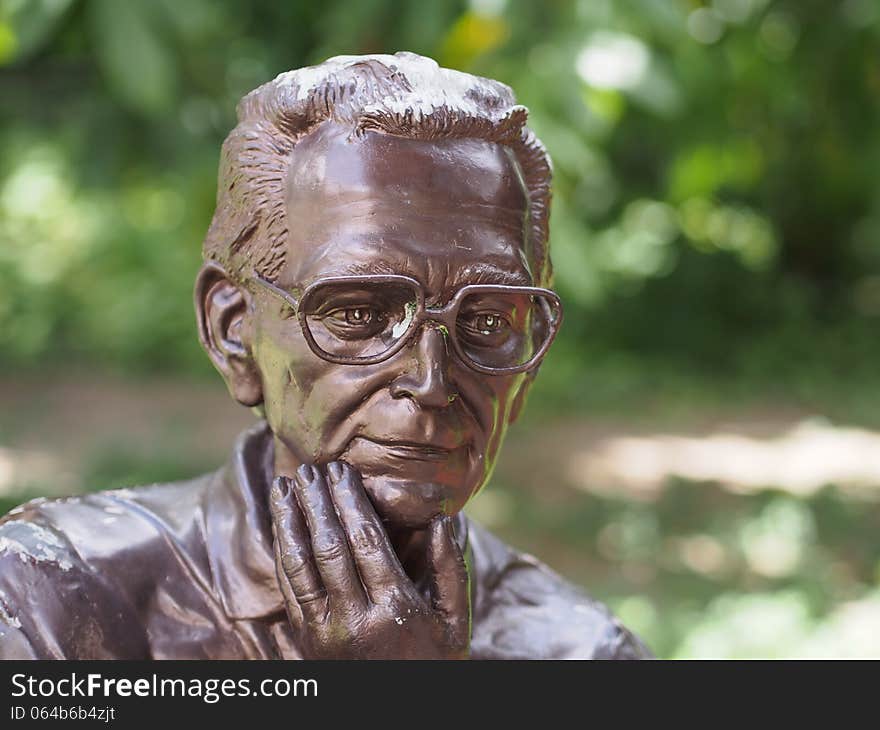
[291,464,367,609]
[426,516,470,647]
[269,476,326,625]
[272,530,303,632]
[325,461,410,603]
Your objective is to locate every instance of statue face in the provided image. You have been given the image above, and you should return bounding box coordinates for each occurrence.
[247,121,535,528]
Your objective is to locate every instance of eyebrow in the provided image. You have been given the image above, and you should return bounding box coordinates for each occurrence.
[450,265,533,288]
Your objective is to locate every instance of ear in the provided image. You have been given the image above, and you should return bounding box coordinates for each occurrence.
[194,263,263,407]
[508,369,538,425]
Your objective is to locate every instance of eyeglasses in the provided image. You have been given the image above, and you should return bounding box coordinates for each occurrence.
[253,273,563,375]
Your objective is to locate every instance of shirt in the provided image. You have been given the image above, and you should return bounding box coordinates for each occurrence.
[0,422,651,659]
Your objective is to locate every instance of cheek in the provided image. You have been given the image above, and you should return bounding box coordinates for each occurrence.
[253,323,397,459]
[479,375,526,454]
[294,369,361,455]
[252,321,328,453]
[449,373,526,495]
[462,368,523,424]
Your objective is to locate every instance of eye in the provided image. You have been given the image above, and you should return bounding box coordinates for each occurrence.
[331,307,376,326]
[320,305,389,340]
[475,313,504,334]
[460,311,511,337]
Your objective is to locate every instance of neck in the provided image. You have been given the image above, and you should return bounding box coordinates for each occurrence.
[386,523,431,586]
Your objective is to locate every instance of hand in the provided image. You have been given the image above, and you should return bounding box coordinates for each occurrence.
[269,461,470,659]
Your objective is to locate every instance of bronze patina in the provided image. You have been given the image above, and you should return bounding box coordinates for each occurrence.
[0,53,650,659]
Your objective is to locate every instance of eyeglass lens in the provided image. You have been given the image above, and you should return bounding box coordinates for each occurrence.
[300,281,558,370]
[302,281,418,360]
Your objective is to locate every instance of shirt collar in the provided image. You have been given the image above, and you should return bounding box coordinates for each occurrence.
[205,421,284,620]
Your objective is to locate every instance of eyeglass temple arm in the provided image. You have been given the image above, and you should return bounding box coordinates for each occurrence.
[254,274,300,311]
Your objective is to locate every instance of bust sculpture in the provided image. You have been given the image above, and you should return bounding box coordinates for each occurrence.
[0,53,649,659]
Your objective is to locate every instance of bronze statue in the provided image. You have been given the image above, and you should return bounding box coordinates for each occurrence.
[0,53,650,659]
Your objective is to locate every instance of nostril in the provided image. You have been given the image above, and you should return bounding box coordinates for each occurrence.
[389,327,456,408]
[389,375,415,400]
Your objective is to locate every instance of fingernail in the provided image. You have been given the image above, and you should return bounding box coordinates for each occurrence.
[327,462,342,482]
[272,476,289,499]
[296,464,313,484]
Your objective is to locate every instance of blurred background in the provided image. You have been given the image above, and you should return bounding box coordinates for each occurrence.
[2,0,880,658]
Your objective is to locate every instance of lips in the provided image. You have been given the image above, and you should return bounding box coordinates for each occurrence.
[341,435,469,481]
[359,438,453,462]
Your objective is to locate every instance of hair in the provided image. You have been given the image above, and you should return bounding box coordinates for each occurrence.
[202,52,553,286]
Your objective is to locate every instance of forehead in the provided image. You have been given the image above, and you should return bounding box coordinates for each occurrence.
[278,121,532,290]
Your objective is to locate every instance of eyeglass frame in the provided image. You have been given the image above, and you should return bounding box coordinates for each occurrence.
[252,273,563,376]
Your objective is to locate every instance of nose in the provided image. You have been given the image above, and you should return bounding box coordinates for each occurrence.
[389,324,457,408]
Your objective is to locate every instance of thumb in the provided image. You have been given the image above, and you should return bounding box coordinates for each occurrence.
[426,516,470,649]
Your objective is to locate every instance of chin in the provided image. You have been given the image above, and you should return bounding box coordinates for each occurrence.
[358,474,472,530]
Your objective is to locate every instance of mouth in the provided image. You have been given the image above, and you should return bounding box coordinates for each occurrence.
[340,434,476,507]
[358,437,454,462]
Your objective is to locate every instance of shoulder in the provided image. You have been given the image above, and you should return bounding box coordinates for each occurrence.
[0,475,216,659]
[466,518,652,660]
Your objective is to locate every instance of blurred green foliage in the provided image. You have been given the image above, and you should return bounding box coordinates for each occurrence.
[2,0,880,389]
[481,466,880,658]
[3,0,880,658]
